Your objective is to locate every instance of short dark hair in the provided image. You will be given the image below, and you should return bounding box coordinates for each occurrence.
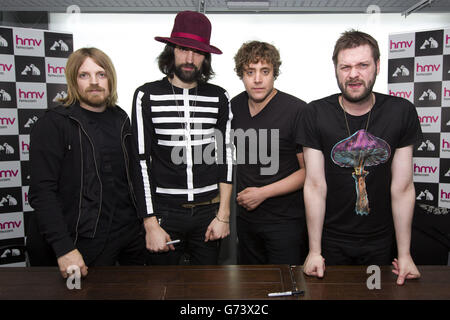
[234,41,281,79]
[332,30,380,67]
[157,44,214,83]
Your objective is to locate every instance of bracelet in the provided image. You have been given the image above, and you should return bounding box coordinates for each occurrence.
[215,214,230,224]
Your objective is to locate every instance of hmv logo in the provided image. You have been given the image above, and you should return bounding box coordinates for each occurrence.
[390,40,413,50]
[389,90,412,99]
[416,63,441,73]
[15,35,42,47]
[443,139,450,149]
[18,89,44,100]
[440,189,450,200]
[0,63,13,72]
[444,87,450,98]
[0,117,16,125]
[0,169,19,178]
[419,115,439,124]
[21,141,29,152]
[47,64,65,74]
[0,220,22,230]
[414,164,437,174]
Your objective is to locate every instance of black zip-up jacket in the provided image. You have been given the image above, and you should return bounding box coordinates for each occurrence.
[29,103,147,258]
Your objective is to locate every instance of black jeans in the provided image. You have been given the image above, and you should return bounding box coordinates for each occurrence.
[148,202,221,265]
[321,233,395,265]
[77,221,146,266]
[236,216,308,265]
[27,215,146,266]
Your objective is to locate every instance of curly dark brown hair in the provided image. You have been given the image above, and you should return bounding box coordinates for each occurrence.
[234,41,281,79]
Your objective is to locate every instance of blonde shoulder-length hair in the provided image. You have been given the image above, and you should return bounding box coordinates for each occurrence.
[61,47,118,107]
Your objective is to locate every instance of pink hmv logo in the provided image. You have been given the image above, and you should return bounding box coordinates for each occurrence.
[0,220,22,230]
[21,141,29,152]
[390,40,413,50]
[389,90,412,99]
[444,87,450,97]
[416,63,441,73]
[418,115,439,124]
[15,35,42,47]
[18,89,44,99]
[442,139,450,149]
[0,169,19,178]
[414,164,437,174]
[0,117,16,125]
[47,64,65,74]
[0,63,13,72]
[440,189,450,199]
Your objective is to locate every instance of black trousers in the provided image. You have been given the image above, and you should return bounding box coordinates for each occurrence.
[148,202,221,265]
[236,216,308,265]
[77,222,146,266]
[27,214,146,266]
[321,232,395,265]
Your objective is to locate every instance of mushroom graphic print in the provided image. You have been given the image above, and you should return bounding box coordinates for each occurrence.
[331,129,391,215]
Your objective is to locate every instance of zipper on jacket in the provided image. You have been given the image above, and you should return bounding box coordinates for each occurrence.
[73,127,83,246]
[69,116,103,239]
[120,116,139,215]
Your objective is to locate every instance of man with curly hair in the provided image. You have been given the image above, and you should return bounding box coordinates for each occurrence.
[231,41,308,265]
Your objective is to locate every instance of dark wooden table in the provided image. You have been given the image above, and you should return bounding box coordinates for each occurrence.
[0,265,449,300]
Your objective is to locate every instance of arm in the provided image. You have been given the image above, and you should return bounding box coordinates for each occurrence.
[237,153,305,211]
[131,87,173,252]
[390,145,421,285]
[204,90,234,242]
[205,182,232,241]
[302,147,327,278]
[29,113,87,278]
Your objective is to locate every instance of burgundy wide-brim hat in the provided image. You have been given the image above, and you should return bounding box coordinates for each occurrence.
[155,10,222,54]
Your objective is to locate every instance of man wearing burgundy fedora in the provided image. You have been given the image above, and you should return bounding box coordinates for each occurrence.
[131,11,233,265]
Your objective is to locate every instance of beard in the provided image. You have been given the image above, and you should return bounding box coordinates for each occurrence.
[78,85,109,108]
[338,70,377,103]
[174,63,202,84]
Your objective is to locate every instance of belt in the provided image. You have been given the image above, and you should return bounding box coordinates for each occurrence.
[181,194,220,209]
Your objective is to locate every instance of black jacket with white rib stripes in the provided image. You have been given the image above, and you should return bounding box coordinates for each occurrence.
[131,77,233,216]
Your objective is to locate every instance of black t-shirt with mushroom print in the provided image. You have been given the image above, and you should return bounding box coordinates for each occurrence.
[300,92,422,240]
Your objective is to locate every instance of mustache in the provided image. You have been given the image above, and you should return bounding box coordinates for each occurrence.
[85,85,105,92]
[346,79,365,85]
[179,63,198,71]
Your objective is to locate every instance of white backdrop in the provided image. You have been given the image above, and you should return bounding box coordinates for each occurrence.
[49,12,450,115]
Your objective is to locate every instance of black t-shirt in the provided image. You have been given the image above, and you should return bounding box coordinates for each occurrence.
[231,90,307,223]
[81,107,136,237]
[300,92,422,240]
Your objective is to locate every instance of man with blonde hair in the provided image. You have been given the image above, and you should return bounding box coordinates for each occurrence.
[28,47,146,278]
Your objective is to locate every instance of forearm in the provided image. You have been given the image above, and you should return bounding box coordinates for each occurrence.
[218,183,233,220]
[260,168,305,199]
[304,180,327,254]
[391,182,415,258]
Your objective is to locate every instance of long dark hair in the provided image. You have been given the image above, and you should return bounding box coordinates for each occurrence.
[157,44,215,83]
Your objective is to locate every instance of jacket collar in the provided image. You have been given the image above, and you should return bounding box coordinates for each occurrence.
[51,101,128,121]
